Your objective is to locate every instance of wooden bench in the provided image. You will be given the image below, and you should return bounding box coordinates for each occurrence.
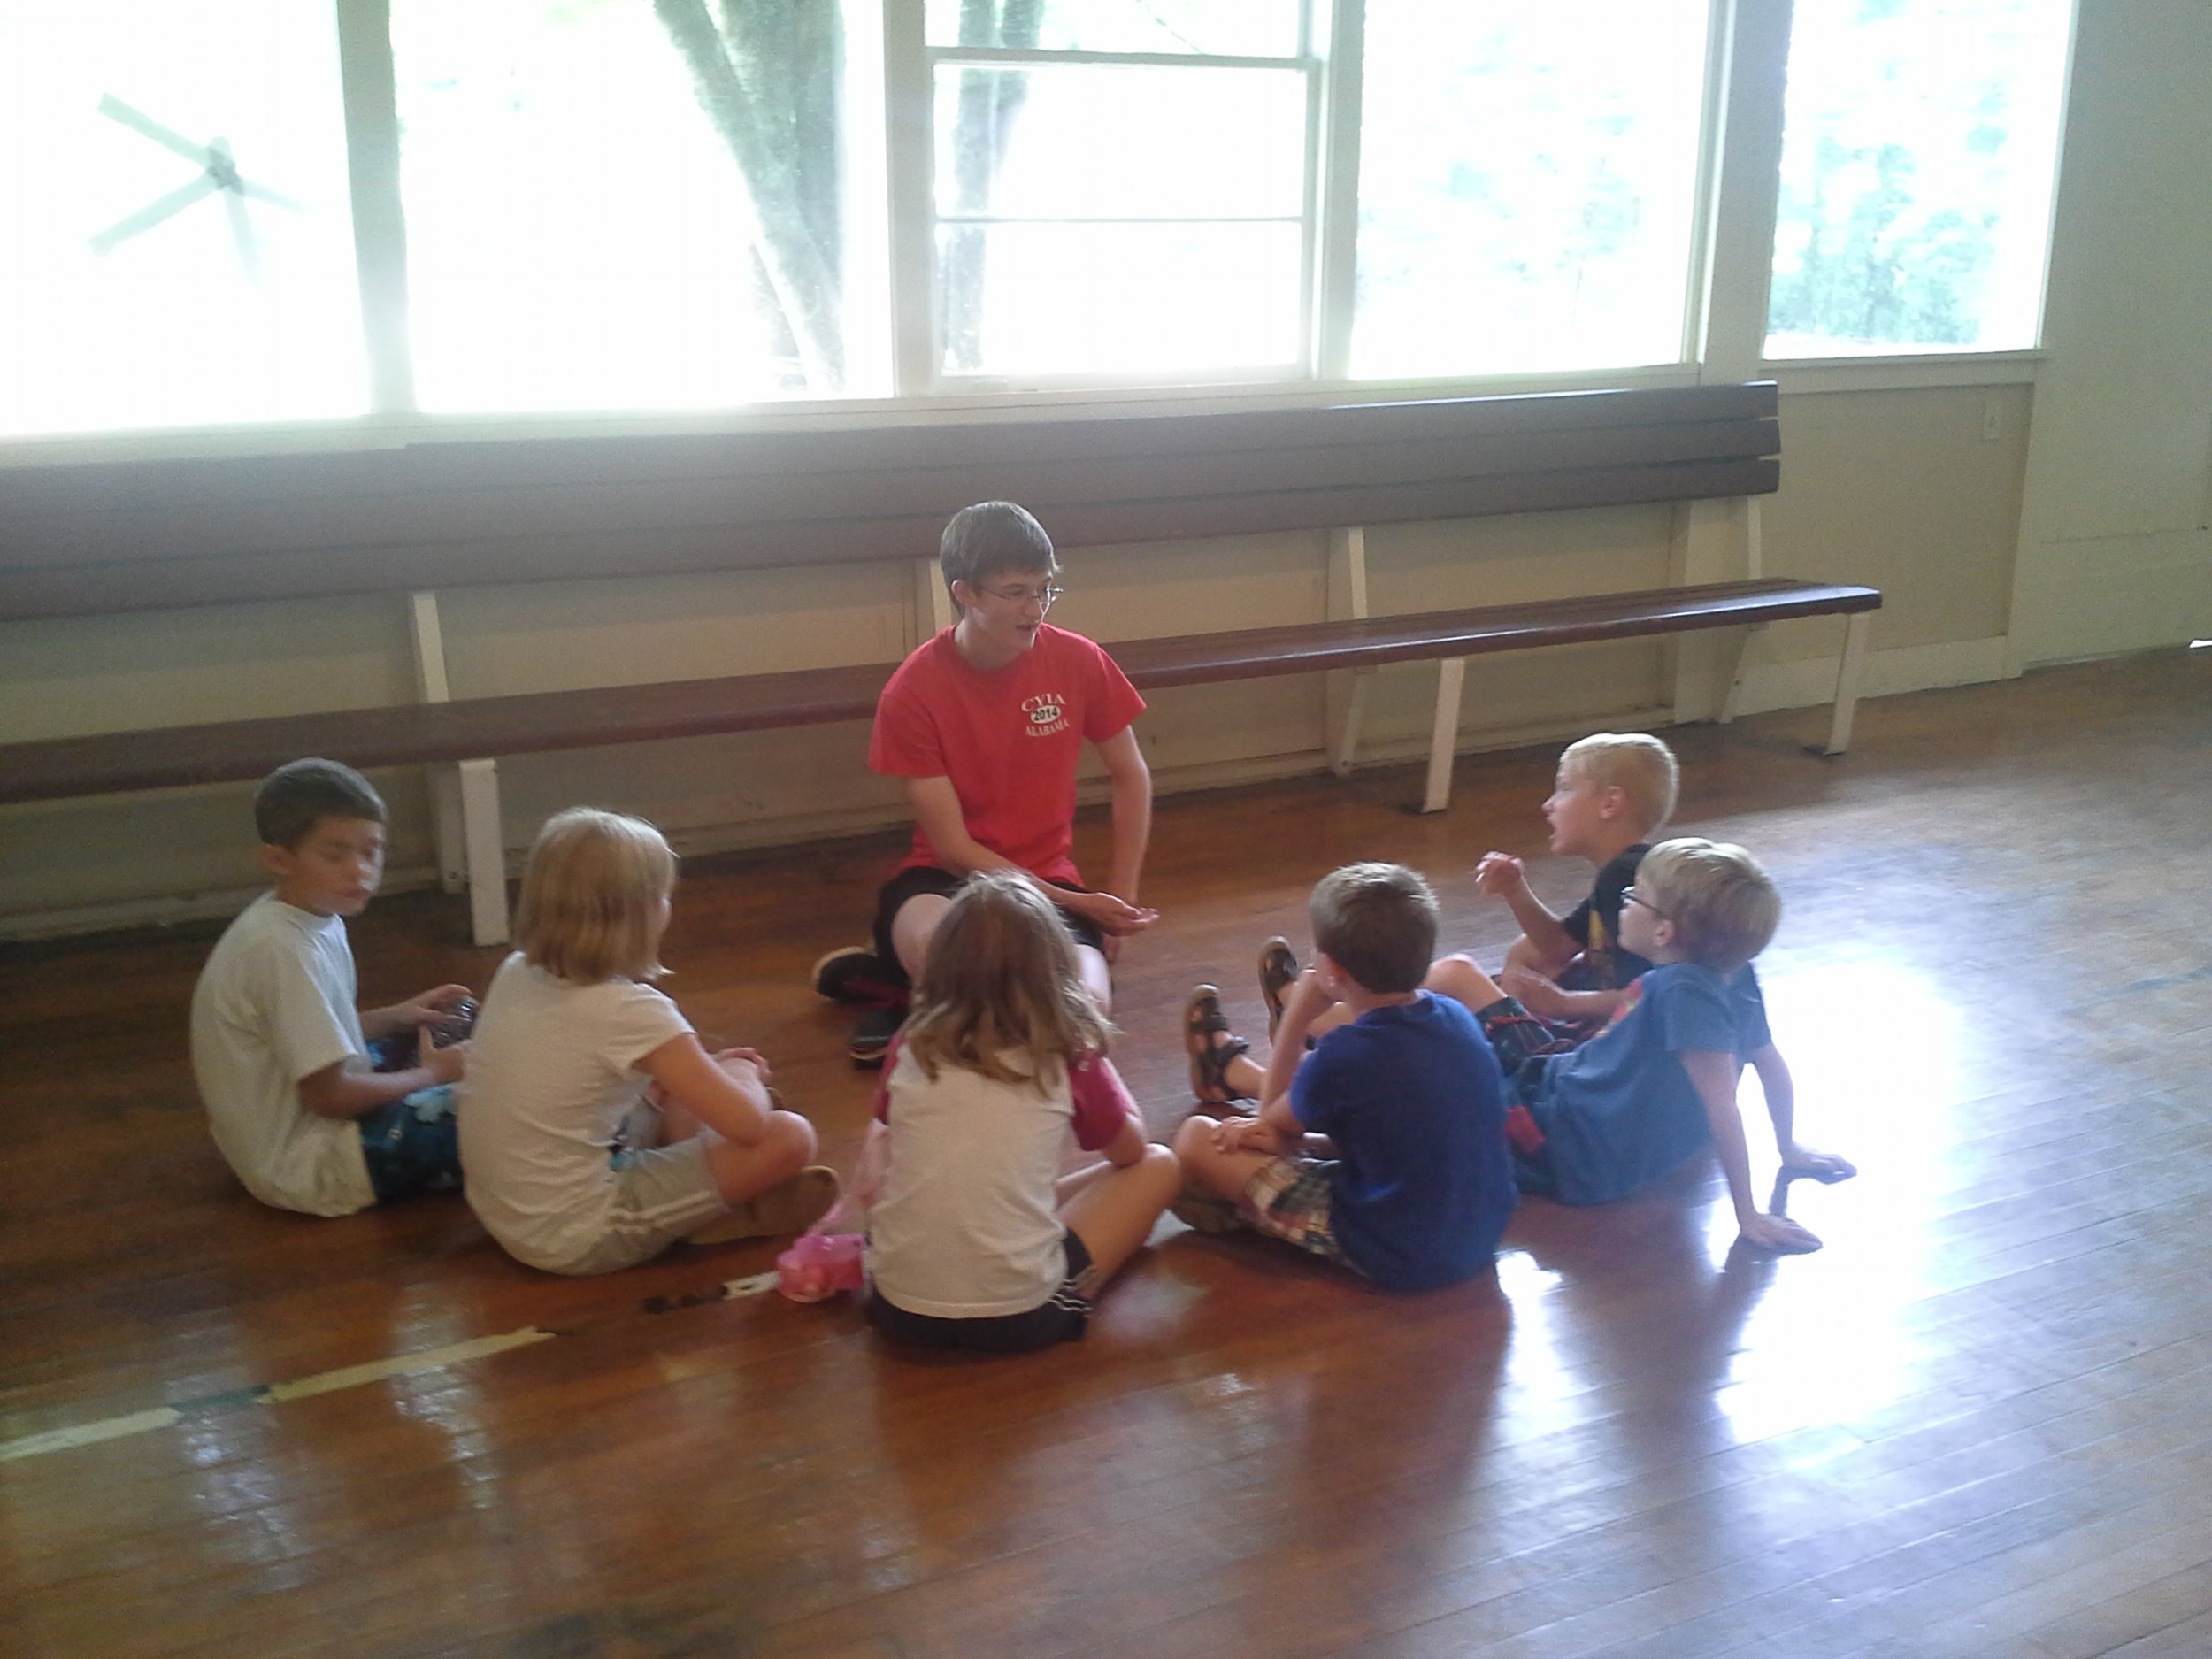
[1,578,1879,921]
[0,382,1878,943]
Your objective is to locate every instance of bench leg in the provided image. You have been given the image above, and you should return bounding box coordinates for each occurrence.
[1717,623,1764,726]
[458,758,511,946]
[1423,657,1467,814]
[429,770,469,893]
[1823,612,1871,756]
[1332,669,1372,777]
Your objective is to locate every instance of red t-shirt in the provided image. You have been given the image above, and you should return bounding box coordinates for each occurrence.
[867,624,1146,885]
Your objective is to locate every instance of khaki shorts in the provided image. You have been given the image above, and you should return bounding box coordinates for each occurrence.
[553,1134,729,1276]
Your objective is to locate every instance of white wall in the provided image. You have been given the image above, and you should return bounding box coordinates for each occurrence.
[2007,0,2212,664]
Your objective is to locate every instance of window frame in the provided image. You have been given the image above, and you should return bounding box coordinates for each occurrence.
[1754,0,2082,380]
[0,0,2078,465]
[899,15,1329,394]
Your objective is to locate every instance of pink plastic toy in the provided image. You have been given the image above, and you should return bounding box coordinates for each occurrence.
[777,1228,865,1302]
[778,1124,885,1303]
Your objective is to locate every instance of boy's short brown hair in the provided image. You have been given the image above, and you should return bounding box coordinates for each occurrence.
[1560,733,1679,835]
[1310,862,1439,995]
[254,758,386,850]
[940,501,1058,597]
[1633,837,1779,973]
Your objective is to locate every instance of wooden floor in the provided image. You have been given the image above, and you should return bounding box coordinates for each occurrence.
[4,649,2210,1659]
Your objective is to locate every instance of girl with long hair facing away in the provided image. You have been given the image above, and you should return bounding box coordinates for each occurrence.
[864,871,1179,1353]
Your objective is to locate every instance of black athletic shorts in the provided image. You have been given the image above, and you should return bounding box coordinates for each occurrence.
[864,1229,1096,1353]
[870,866,1109,982]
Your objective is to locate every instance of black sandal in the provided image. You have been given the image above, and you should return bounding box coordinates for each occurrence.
[1184,985,1255,1105]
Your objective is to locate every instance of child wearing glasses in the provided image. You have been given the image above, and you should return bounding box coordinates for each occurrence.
[1192,733,1680,1109]
[815,501,1156,1065]
[1429,837,1855,1254]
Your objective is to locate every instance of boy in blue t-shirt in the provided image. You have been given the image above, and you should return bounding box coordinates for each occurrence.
[1171,864,1515,1291]
[1432,837,1855,1255]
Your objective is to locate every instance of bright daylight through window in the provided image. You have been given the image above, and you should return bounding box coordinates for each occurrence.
[1765,0,2074,358]
[0,2,365,436]
[0,0,2080,441]
[1354,3,1710,379]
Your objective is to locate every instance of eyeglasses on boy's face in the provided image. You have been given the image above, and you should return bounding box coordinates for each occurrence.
[974,580,1063,609]
[1621,887,1670,919]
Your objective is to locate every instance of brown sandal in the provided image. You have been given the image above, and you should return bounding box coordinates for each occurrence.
[1184,985,1255,1106]
[1256,936,1300,1041]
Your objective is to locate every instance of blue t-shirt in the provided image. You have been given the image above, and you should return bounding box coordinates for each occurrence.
[1291,992,1516,1291]
[1525,961,1771,1205]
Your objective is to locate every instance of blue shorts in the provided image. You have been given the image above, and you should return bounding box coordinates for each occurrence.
[357,1085,462,1203]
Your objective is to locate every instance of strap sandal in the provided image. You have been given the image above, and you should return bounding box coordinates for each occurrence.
[1185,984,1254,1105]
[1256,936,1300,1041]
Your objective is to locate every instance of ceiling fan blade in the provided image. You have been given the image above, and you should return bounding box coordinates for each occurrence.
[96,94,211,167]
[223,185,262,283]
[235,179,307,214]
[87,176,219,254]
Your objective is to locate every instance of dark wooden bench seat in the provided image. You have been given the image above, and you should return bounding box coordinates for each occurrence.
[0,576,1878,805]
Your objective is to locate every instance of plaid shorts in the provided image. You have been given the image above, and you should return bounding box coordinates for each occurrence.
[1470,995,1570,1162]
[1475,995,1582,1069]
[1239,1156,1351,1267]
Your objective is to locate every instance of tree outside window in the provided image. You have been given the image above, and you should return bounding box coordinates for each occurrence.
[1765,0,2073,357]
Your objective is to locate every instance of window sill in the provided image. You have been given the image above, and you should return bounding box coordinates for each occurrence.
[1,364,1719,469]
[12,351,2063,469]
[1763,352,2046,395]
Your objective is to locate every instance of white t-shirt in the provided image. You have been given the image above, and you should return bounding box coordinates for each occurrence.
[866,1043,1130,1319]
[189,893,374,1217]
[460,953,692,1274]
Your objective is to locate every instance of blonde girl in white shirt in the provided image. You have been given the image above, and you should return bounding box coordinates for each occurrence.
[462,808,836,1275]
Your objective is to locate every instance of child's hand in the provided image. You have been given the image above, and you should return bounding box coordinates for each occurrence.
[419,1028,468,1084]
[1499,965,1570,1019]
[397,984,472,1025]
[1738,1211,1822,1254]
[1473,852,1525,898]
[1067,888,1159,937]
[1211,1115,1281,1156]
[1780,1144,1857,1183]
[713,1046,772,1084]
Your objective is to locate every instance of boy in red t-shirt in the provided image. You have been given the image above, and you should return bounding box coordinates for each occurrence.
[814,501,1157,1064]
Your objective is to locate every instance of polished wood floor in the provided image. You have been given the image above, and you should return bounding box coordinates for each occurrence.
[4,649,2210,1659]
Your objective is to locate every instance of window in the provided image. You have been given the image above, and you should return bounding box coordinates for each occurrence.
[0,1,2081,442]
[0,2,365,436]
[1765,0,2075,358]
[1354,2,1713,380]
[392,3,785,411]
[924,2,1313,382]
